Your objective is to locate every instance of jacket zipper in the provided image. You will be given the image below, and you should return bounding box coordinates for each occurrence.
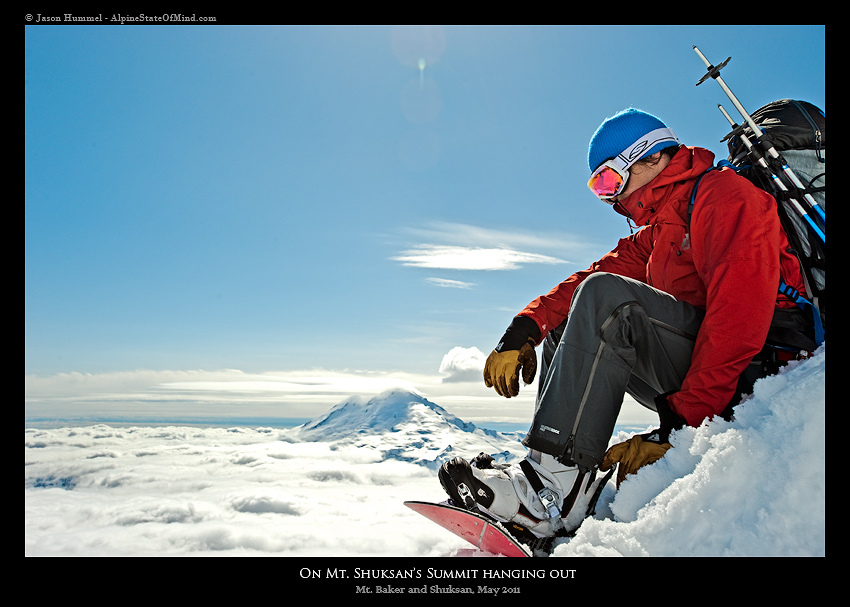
[652,241,682,292]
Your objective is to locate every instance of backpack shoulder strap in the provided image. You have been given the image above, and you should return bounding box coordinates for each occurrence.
[687,160,736,234]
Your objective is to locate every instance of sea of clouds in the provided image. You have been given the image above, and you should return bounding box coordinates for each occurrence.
[26,347,824,561]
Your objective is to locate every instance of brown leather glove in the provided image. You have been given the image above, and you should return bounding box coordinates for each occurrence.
[483,342,537,398]
[600,392,685,487]
[483,316,540,398]
[600,435,672,488]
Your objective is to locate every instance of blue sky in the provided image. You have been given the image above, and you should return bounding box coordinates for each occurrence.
[25,25,825,425]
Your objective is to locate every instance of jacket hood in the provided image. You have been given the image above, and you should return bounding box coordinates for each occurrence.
[613,146,715,225]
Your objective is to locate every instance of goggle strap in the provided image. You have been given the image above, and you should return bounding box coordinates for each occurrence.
[614,127,679,172]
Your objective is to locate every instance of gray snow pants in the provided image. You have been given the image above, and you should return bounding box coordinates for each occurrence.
[522,272,705,470]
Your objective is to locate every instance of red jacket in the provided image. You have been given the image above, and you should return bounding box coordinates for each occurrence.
[518,146,806,427]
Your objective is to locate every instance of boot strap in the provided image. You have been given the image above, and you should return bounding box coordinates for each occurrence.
[519,459,585,522]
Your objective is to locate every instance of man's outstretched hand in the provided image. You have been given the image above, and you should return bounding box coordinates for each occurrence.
[483,342,537,398]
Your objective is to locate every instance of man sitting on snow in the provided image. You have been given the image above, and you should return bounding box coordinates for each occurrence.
[439,108,818,538]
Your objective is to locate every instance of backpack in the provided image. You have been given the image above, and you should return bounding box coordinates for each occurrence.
[688,99,826,349]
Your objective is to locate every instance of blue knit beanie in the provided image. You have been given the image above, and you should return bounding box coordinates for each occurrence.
[587,108,678,172]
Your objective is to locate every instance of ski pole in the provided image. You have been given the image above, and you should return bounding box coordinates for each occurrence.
[717,104,825,244]
[776,154,826,224]
[693,46,826,224]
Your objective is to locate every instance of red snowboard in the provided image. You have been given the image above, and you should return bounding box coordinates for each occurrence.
[404,500,532,557]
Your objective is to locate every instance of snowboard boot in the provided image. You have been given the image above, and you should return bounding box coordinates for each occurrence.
[439,450,611,538]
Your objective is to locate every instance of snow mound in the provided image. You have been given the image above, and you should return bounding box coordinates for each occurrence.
[557,345,826,557]
[291,389,526,469]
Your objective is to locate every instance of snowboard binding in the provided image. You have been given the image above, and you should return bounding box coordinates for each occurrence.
[438,451,613,553]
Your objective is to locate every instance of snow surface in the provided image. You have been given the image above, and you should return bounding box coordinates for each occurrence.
[25,347,825,558]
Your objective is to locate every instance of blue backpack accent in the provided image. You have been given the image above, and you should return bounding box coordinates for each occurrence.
[778,281,824,348]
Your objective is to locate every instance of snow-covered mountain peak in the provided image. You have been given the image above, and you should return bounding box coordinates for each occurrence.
[290,389,526,468]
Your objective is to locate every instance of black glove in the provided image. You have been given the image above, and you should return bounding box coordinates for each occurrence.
[642,392,686,444]
[495,315,541,353]
[472,452,509,470]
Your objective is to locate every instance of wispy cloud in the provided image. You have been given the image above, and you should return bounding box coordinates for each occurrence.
[395,245,563,271]
[393,221,602,272]
[424,277,476,289]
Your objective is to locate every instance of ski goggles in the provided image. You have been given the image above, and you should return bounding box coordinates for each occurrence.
[587,127,679,201]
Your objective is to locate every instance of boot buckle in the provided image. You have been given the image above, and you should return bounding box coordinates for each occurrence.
[538,487,561,520]
[456,482,476,509]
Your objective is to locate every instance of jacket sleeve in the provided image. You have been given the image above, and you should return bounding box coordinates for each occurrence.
[669,169,780,426]
[517,229,653,344]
